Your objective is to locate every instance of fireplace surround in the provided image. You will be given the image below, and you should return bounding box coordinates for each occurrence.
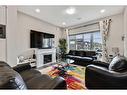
[35,48,56,68]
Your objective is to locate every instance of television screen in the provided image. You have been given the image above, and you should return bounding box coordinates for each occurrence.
[30,30,54,49]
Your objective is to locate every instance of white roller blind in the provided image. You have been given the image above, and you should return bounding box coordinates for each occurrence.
[68,23,99,35]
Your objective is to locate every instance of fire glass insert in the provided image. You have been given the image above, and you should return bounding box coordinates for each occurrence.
[44,54,52,64]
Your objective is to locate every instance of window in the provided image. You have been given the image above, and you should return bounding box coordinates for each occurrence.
[83,33,91,50]
[76,34,83,50]
[69,35,76,50]
[69,31,102,51]
[93,32,102,51]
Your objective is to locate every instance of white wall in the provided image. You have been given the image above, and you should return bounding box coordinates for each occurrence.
[6,6,18,67]
[0,6,6,25]
[0,6,6,62]
[106,13,124,56]
[66,13,124,56]
[17,11,62,58]
[124,7,127,57]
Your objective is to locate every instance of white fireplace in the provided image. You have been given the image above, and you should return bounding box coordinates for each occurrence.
[35,48,56,68]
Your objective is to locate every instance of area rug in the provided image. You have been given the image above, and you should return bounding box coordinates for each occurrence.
[47,64,86,90]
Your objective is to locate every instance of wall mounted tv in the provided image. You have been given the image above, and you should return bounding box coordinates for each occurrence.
[30,30,55,49]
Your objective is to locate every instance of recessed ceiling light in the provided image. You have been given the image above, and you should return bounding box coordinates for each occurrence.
[100,9,105,13]
[35,8,40,13]
[65,7,76,15]
[62,22,66,25]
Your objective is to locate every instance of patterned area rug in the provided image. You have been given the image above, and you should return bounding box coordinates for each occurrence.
[45,64,86,90]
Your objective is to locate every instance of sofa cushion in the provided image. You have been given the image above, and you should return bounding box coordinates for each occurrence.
[26,74,53,89]
[68,50,96,57]
[19,69,41,81]
[13,63,32,73]
[85,51,96,57]
[109,55,127,72]
[75,51,85,57]
[68,50,76,56]
[0,66,27,89]
[0,61,11,68]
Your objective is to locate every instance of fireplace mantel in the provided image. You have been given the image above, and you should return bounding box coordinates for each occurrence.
[35,48,56,68]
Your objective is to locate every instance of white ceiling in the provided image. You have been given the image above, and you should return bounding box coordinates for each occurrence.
[17,6,124,28]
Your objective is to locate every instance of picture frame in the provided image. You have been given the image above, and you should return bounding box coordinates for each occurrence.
[0,24,6,38]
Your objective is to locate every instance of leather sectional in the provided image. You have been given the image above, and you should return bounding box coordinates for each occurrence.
[0,61,66,89]
[66,50,97,66]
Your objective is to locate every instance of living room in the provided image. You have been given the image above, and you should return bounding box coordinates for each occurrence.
[1,4,127,91]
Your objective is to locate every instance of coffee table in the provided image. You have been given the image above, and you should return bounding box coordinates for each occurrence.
[59,58,74,67]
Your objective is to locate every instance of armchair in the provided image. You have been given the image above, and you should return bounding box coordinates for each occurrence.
[85,56,127,89]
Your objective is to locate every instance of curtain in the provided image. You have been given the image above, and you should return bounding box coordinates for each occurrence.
[99,19,112,62]
[65,29,70,53]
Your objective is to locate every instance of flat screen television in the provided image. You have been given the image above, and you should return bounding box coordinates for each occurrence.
[30,30,55,49]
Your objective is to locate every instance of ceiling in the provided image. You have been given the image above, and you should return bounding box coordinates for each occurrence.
[17,6,124,28]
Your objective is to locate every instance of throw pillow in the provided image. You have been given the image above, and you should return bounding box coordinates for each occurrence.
[109,55,127,72]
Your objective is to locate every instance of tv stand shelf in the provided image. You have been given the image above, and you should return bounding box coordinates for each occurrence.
[17,58,36,67]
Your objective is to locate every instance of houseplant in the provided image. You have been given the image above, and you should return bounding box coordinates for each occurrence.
[58,38,67,59]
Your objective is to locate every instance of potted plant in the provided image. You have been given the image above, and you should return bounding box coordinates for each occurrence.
[58,38,67,59]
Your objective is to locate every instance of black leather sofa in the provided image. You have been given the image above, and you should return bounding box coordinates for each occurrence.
[85,55,127,89]
[0,61,66,89]
[66,50,97,66]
